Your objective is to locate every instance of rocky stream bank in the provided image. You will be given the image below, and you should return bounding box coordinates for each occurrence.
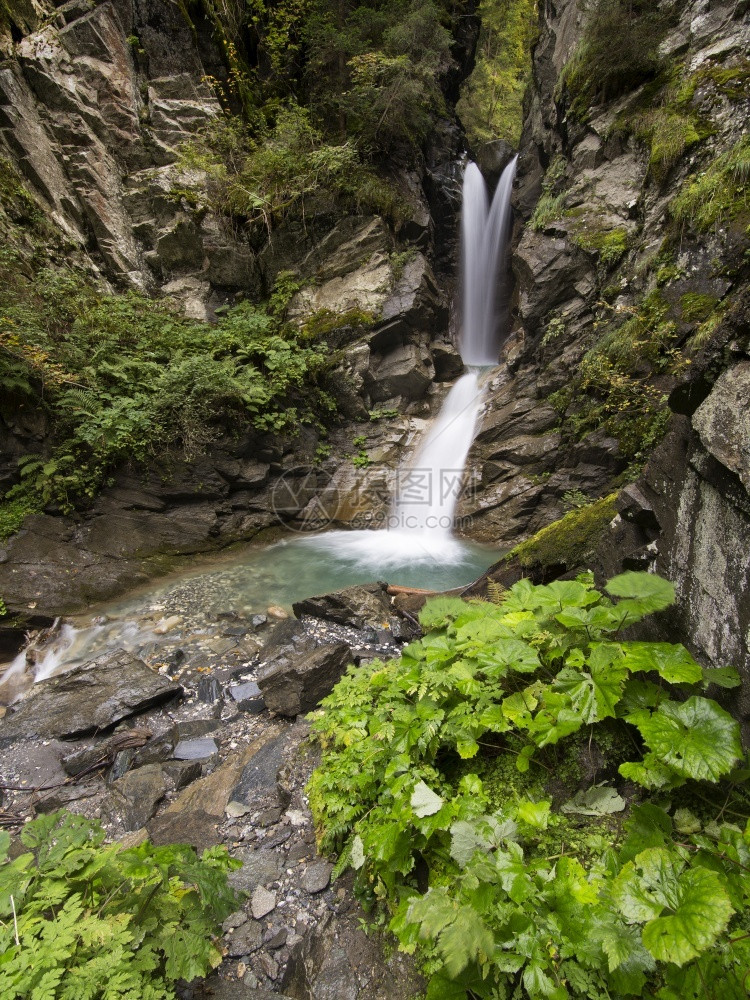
[0,582,426,999]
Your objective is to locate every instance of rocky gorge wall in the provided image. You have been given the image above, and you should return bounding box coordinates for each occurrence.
[461,0,750,703]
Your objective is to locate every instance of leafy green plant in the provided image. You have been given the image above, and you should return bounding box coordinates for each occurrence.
[530,192,566,231]
[0,810,240,999]
[309,572,747,999]
[0,262,335,514]
[369,407,399,422]
[351,433,372,468]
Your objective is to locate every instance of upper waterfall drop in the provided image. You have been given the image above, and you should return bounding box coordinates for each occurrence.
[460,156,518,366]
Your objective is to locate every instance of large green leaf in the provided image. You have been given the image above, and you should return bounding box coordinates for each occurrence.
[561,785,626,817]
[478,638,540,675]
[419,597,483,631]
[411,781,444,818]
[619,642,703,685]
[553,645,627,723]
[625,696,742,783]
[613,848,734,966]
[605,572,675,612]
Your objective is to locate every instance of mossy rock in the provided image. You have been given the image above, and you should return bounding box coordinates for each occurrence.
[507,493,619,571]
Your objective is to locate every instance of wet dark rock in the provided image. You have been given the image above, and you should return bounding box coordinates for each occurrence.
[230,732,291,811]
[102,763,169,831]
[292,582,392,631]
[227,920,264,957]
[162,759,203,791]
[0,651,182,744]
[196,676,223,703]
[230,680,265,713]
[147,809,220,853]
[282,909,424,1000]
[266,926,289,950]
[257,641,353,717]
[179,978,291,1000]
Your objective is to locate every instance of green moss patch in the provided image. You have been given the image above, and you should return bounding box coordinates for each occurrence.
[508,493,618,570]
[573,225,629,266]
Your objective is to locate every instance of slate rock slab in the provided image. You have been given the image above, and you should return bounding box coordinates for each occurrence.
[174,738,219,760]
[101,763,169,831]
[148,809,220,854]
[292,582,392,630]
[0,651,182,743]
[229,680,265,713]
[230,732,290,810]
[257,640,352,716]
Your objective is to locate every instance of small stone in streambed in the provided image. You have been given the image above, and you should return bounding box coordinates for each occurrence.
[267,605,288,620]
[250,614,268,629]
[251,886,277,919]
[225,799,251,818]
[196,676,222,703]
[222,910,248,932]
[229,680,265,714]
[256,806,283,827]
[173,738,218,760]
[303,861,332,894]
[153,615,183,635]
[265,926,288,950]
[227,920,263,957]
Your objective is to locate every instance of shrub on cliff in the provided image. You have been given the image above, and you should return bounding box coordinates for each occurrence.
[0,263,335,512]
[559,0,675,115]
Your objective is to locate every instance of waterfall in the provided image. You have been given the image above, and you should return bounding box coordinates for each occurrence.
[460,156,518,365]
[299,156,517,568]
[391,370,482,535]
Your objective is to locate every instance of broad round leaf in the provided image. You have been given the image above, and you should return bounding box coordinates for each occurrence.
[411,781,444,818]
[626,696,741,783]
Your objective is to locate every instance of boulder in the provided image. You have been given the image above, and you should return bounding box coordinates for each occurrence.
[101,763,170,831]
[366,343,434,402]
[257,632,353,717]
[378,253,447,337]
[229,730,294,812]
[0,651,182,743]
[292,583,392,630]
[475,138,516,183]
[692,361,750,491]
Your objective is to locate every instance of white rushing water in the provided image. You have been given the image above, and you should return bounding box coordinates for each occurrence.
[460,156,518,365]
